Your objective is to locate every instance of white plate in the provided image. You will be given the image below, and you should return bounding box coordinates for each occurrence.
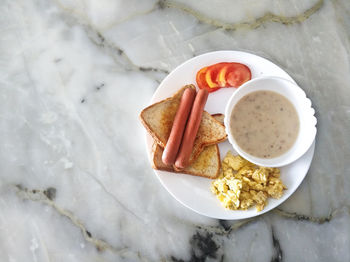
[145,51,315,220]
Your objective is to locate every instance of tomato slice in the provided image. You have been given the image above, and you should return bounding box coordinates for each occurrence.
[223,63,251,87]
[196,67,220,93]
[205,68,219,88]
[204,63,229,88]
[216,65,229,87]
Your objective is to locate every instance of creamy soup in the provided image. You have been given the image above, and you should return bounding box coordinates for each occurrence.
[230,91,299,158]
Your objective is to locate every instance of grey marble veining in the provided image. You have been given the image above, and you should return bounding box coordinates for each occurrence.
[1,0,350,261]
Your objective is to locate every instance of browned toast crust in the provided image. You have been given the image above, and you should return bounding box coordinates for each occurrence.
[211,113,225,126]
[152,143,221,179]
[187,112,227,165]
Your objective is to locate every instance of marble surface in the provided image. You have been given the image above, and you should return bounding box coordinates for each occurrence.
[1,0,350,261]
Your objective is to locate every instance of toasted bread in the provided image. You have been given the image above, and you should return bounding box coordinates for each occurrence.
[140,85,227,165]
[140,85,192,147]
[186,111,227,164]
[212,114,225,125]
[173,113,226,172]
[152,142,220,179]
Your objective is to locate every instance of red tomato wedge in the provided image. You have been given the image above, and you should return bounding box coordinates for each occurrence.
[196,62,251,92]
[196,66,220,93]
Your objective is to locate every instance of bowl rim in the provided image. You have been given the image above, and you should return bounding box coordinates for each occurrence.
[224,76,317,167]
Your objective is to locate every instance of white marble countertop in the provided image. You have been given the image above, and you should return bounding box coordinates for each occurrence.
[1,0,350,261]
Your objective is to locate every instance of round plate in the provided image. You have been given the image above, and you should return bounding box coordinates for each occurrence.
[145,51,315,220]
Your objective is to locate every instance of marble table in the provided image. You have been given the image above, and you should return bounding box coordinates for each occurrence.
[1,0,349,261]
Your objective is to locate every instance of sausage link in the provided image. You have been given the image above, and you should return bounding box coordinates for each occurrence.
[175,89,209,169]
[162,88,196,165]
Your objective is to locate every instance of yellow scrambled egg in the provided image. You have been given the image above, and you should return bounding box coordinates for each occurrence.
[211,151,286,212]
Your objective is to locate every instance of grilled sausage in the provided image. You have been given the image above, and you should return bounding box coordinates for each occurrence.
[175,89,209,169]
[162,88,196,165]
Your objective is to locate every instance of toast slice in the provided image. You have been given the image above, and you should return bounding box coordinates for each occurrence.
[212,113,225,125]
[140,85,227,165]
[172,113,226,172]
[152,142,220,179]
[140,85,191,147]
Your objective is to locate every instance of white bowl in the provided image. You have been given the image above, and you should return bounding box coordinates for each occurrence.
[224,76,317,167]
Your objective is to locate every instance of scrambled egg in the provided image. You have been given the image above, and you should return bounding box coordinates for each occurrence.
[211,151,286,212]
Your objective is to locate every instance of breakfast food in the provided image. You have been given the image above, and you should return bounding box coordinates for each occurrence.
[175,89,209,169]
[139,85,227,177]
[211,151,286,211]
[217,63,251,87]
[187,111,227,164]
[140,85,227,167]
[211,113,225,124]
[196,62,251,92]
[230,90,299,158]
[196,67,220,93]
[162,87,196,165]
[140,54,315,218]
[153,143,221,179]
[140,85,192,147]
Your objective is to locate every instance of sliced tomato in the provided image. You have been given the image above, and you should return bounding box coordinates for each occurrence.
[205,68,219,88]
[196,62,251,92]
[216,65,229,87]
[196,66,220,93]
[204,63,229,88]
[223,63,251,87]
